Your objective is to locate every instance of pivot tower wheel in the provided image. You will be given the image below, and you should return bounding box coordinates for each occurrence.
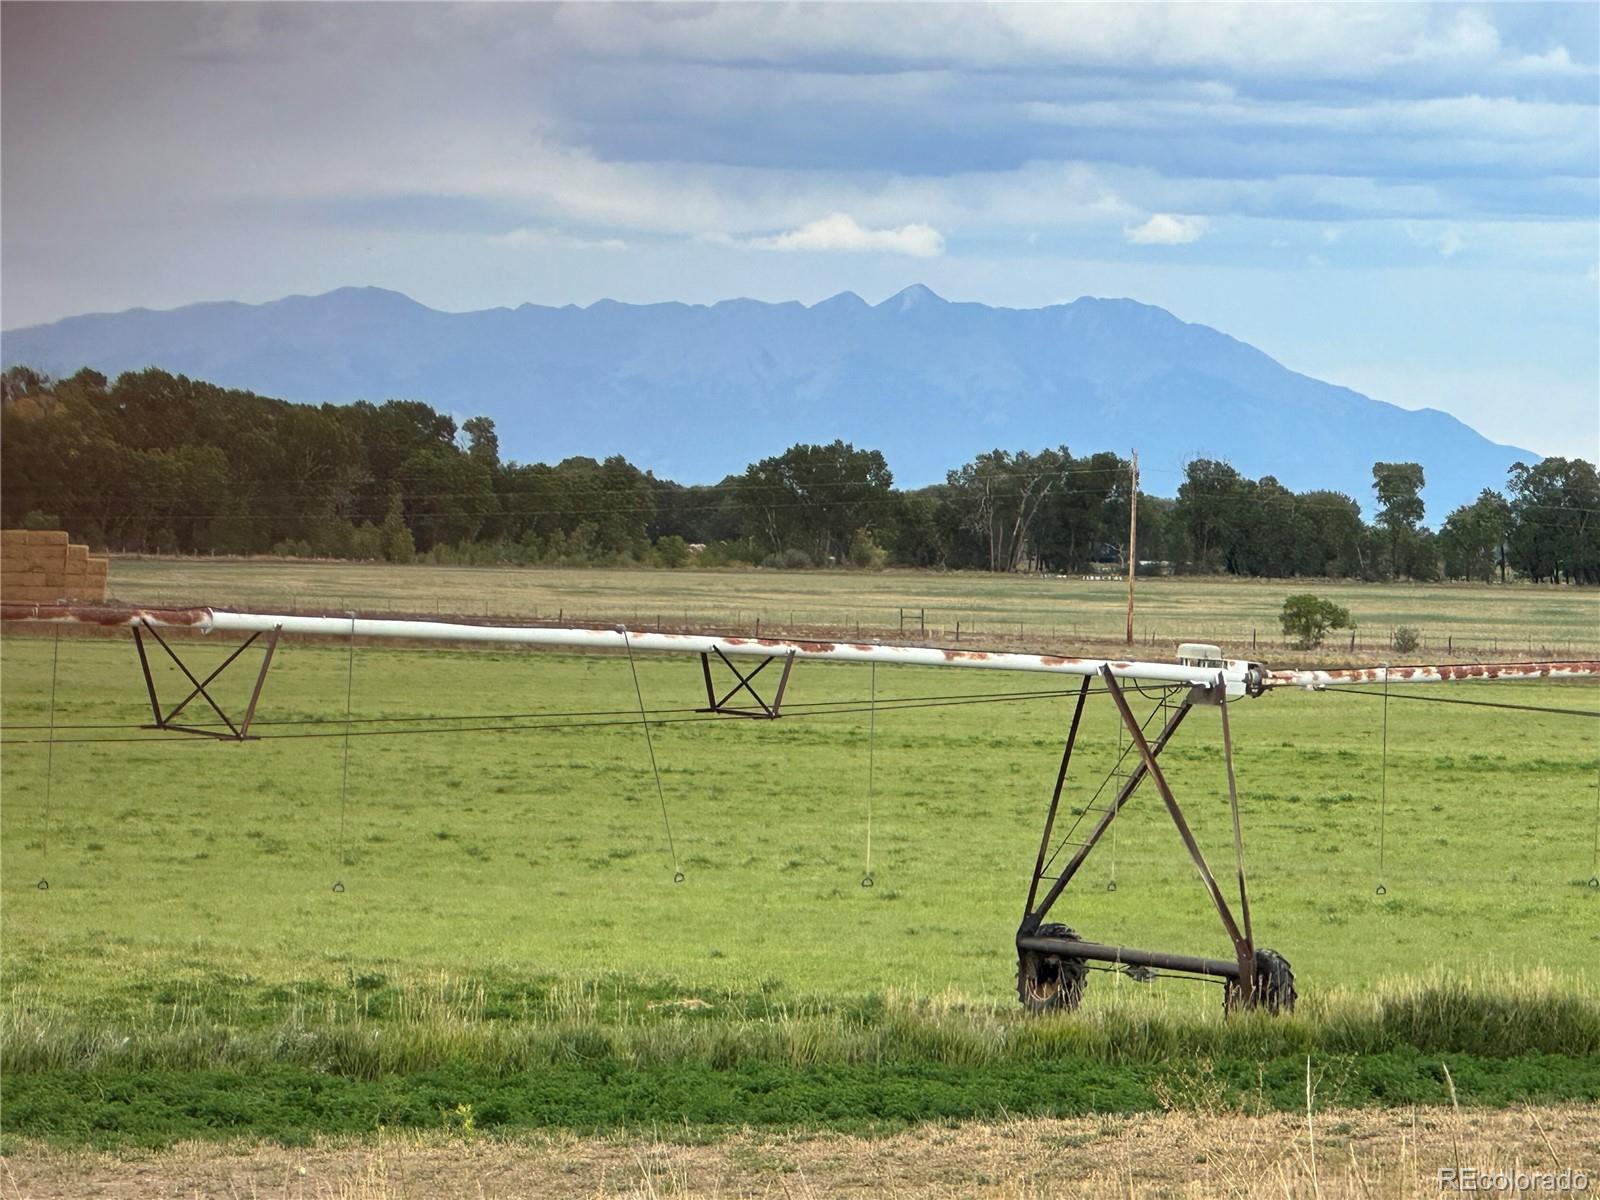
[1016,923,1089,1013]
[1223,948,1297,1014]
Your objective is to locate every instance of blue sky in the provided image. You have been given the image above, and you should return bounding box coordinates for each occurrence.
[2,2,1596,458]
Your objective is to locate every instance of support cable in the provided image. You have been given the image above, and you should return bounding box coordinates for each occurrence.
[1376,664,1390,896]
[2,686,1089,733]
[1109,709,1122,892]
[333,614,355,893]
[862,662,876,888]
[12,680,1593,734]
[0,688,1113,747]
[1590,760,1599,890]
[1035,688,1177,884]
[36,629,61,890]
[1318,687,1598,720]
[621,629,682,883]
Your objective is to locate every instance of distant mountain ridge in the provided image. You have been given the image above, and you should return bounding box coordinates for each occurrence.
[0,285,1538,516]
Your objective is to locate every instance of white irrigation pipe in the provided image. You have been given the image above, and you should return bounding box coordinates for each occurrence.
[7,603,1595,695]
[0,602,1257,692]
[1268,662,1600,688]
[204,610,1257,690]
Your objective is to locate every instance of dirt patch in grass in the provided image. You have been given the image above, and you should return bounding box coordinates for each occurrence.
[5,1105,1598,1199]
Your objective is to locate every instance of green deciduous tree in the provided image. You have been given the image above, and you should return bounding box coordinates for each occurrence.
[462,416,500,466]
[1372,461,1426,579]
[1279,594,1353,649]
[737,441,893,564]
[1506,458,1599,584]
[946,447,1072,573]
[1439,489,1511,582]
[1175,459,1247,572]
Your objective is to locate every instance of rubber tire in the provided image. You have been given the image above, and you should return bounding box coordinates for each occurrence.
[1016,923,1089,1013]
[1224,948,1297,1015]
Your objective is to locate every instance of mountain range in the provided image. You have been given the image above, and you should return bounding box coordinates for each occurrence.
[1,285,1538,517]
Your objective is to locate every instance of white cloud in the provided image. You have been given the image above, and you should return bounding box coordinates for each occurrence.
[531,4,1592,84]
[736,213,945,257]
[493,227,626,251]
[1123,213,1210,245]
[1022,94,1596,172]
[1404,223,1465,258]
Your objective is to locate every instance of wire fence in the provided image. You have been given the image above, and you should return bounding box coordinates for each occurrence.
[98,586,1600,662]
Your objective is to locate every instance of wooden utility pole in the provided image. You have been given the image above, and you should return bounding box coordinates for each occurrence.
[1125,450,1138,645]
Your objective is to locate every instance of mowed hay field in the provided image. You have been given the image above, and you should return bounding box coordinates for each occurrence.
[2,557,1599,1158]
[107,557,1600,657]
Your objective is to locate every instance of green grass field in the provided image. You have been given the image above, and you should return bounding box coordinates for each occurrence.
[107,557,1600,657]
[2,610,1598,1145]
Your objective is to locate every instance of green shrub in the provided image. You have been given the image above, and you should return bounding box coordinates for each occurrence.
[848,530,887,570]
[762,548,813,570]
[654,535,691,569]
[349,522,384,562]
[1279,593,1353,649]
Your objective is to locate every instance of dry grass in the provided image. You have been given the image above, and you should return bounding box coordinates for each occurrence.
[5,1105,1598,1198]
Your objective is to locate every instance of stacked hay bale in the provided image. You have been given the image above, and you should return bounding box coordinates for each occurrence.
[0,530,109,602]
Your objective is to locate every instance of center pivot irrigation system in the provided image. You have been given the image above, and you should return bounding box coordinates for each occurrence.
[6,601,1597,1015]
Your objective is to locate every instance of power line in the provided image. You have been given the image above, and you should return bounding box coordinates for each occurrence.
[0,686,1111,748]
[0,457,1177,506]
[21,674,1593,748]
[10,487,1596,526]
[1318,686,1600,720]
[0,686,1091,733]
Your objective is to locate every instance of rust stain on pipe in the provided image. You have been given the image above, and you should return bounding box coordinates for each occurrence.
[1270,661,1600,687]
[1,602,207,627]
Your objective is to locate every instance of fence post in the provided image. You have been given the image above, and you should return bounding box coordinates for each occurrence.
[956,621,961,642]
[920,608,926,635]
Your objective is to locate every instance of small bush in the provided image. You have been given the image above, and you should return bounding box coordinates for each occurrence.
[19,510,62,531]
[1392,625,1421,654]
[654,535,691,569]
[694,539,761,569]
[1279,593,1353,650]
[762,548,812,570]
[848,530,887,570]
[348,522,385,562]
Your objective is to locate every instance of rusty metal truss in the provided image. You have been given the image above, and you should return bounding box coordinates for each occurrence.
[132,618,282,740]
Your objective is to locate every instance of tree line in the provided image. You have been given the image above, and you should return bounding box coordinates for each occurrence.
[2,366,1595,583]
